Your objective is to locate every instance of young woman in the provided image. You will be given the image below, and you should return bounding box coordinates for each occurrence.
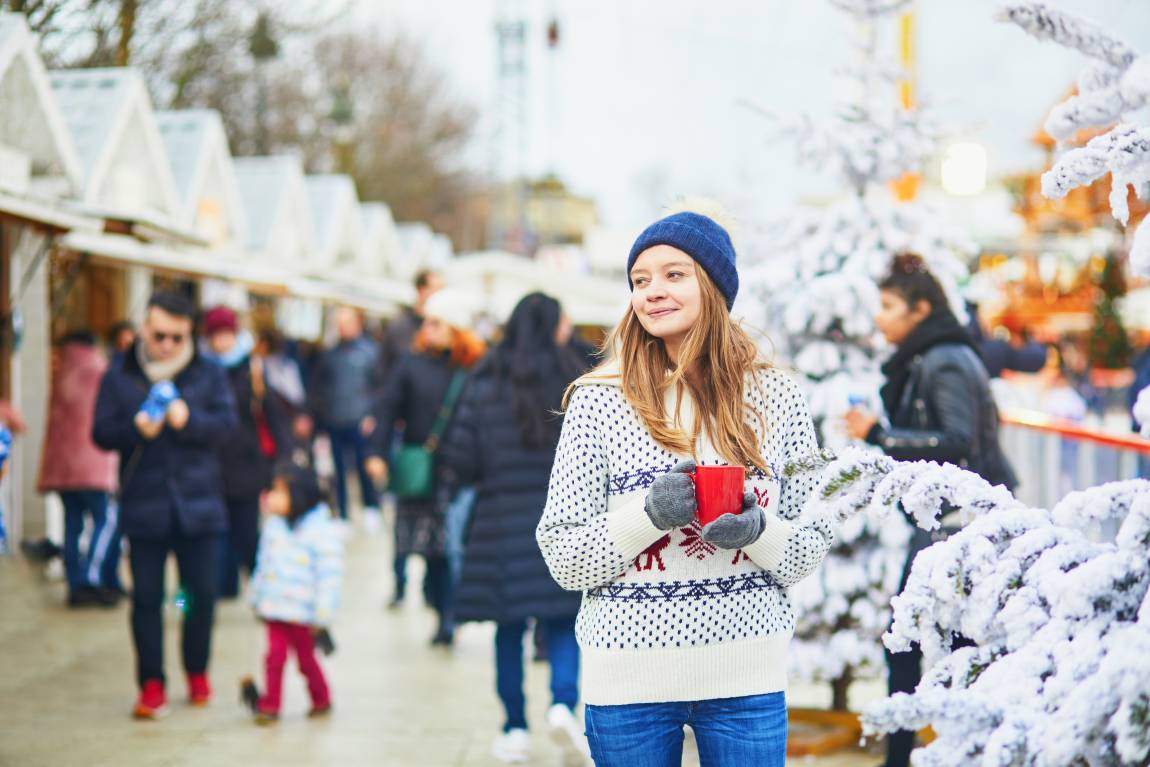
[537,206,833,766]
[844,252,1016,767]
[441,293,589,763]
[367,289,485,646]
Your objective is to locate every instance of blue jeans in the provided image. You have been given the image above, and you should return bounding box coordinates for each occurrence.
[495,616,579,732]
[585,692,787,767]
[444,487,476,585]
[326,424,379,519]
[60,490,122,592]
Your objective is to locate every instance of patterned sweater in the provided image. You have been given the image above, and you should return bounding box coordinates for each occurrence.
[537,365,832,705]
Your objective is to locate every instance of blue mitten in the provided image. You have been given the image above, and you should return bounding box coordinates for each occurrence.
[140,381,179,422]
[644,460,697,530]
[702,492,765,550]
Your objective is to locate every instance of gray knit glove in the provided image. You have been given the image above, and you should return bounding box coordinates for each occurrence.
[644,460,697,530]
[702,492,765,549]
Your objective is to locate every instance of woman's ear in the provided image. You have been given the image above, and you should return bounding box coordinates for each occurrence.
[911,299,933,322]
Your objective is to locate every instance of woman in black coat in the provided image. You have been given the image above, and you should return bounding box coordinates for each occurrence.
[845,253,1016,767]
[439,293,587,761]
[367,290,486,645]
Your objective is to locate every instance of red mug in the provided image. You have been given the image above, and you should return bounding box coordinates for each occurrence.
[691,465,746,526]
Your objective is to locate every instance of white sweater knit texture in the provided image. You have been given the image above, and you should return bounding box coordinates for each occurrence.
[537,366,832,705]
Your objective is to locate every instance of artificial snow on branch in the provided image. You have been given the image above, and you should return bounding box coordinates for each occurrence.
[997,3,1137,70]
[1001,2,1150,277]
[1135,386,1150,438]
[831,459,1150,766]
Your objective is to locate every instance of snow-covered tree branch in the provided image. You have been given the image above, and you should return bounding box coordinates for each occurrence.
[817,449,1150,766]
[1001,2,1150,277]
[1135,386,1150,438]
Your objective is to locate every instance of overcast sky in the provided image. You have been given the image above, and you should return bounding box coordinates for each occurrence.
[347,0,1150,229]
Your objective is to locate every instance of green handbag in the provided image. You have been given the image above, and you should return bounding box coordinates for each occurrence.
[389,370,468,500]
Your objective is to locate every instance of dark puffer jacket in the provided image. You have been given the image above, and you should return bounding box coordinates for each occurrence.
[439,359,582,624]
[371,350,463,455]
[92,344,237,539]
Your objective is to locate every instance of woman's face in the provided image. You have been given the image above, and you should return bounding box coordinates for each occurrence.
[420,317,453,351]
[875,290,930,346]
[629,245,702,349]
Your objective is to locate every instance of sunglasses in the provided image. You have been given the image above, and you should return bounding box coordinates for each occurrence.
[150,331,186,345]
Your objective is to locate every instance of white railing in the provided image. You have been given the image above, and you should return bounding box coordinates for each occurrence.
[1000,409,1149,513]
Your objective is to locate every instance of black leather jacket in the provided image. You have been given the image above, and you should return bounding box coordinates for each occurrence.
[868,342,1018,491]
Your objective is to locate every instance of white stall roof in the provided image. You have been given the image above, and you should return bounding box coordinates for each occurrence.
[156,110,248,246]
[305,174,361,272]
[358,202,402,277]
[233,155,312,266]
[0,13,81,192]
[48,67,178,216]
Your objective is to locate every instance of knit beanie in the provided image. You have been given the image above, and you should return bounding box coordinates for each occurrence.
[626,212,739,310]
[202,306,238,336]
[422,288,474,329]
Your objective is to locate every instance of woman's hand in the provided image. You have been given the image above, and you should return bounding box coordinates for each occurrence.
[844,409,879,441]
[702,492,765,549]
[365,456,389,485]
[645,460,697,530]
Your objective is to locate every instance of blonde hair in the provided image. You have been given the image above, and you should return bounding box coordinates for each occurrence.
[572,266,772,474]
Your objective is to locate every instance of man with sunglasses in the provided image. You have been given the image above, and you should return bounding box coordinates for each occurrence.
[93,291,238,720]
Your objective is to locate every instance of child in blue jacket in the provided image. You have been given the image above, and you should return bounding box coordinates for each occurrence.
[247,464,343,723]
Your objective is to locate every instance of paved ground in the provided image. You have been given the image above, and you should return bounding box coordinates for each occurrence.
[0,511,885,767]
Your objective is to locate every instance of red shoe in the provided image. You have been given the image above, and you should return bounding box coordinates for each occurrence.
[133,679,169,720]
[187,673,211,706]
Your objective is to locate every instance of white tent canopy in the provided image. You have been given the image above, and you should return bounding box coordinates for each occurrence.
[445,251,628,328]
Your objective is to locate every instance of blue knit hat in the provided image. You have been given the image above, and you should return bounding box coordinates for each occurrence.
[626,211,739,310]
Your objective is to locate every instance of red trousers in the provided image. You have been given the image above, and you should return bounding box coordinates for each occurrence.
[259,621,330,714]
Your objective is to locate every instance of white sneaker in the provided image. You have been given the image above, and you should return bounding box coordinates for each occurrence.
[547,704,591,762]
[491,727,530,763]
[362,507,382,535]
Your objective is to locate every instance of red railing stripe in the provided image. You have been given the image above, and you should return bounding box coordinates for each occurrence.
[1001,410,1150,455]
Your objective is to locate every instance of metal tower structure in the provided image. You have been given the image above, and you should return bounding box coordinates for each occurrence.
[489,0,530,253]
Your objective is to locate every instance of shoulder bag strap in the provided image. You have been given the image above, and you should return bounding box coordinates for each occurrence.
[423,370,468,453]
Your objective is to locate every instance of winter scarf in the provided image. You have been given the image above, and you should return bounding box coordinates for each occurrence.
[880,310,978,418]
[201,331,254,370]
[136,339,195,384]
